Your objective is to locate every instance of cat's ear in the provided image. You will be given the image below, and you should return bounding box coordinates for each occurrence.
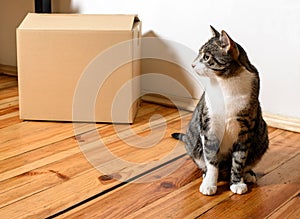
[220,30,239,60]
[210,25,220,38]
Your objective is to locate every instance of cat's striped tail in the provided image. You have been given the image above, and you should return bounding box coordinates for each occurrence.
[171,132,185,141]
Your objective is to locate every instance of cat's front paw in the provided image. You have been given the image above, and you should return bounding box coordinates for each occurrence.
[200,181,217,196]
[230,182,248,194]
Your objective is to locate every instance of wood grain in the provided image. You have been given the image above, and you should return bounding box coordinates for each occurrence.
[0,99,189,218]
[267,193,300,219]
[56,127,300,219]
[0,74,300,219]
[198,154,300,219]
[57,156,201,219]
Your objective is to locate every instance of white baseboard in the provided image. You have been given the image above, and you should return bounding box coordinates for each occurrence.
[0,64,17,76]
[141,92,197,112]
[263,113,300,133]
[142,93,300,133]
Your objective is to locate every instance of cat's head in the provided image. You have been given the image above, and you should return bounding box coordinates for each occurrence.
[192,26,257,79]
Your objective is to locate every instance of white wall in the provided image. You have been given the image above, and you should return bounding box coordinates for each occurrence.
[1,0,299,120]
[71,0,300,119]
[0,0,34,66]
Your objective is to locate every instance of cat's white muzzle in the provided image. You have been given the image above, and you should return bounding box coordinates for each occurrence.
[192,62,215,78]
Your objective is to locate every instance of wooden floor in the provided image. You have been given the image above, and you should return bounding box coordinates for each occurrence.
[0,73,299,219]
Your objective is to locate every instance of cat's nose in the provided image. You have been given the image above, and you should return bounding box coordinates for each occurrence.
[191,63,196,68]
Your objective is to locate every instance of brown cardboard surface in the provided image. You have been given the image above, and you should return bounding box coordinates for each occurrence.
[17,13,141,123]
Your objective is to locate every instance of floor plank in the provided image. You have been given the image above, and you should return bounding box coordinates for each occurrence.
[198,154,300,219]
[0,74,17,90]
[267,193,300,219]
[0,122,105,160]
[0,84,20,128]
[0,74,299,219]
[55,129,300,219]
[0,102,189,218]
[57,156,201,219]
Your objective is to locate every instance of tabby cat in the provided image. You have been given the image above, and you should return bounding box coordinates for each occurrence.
[172,26,269,195]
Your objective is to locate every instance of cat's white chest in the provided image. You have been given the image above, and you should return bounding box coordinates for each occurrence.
[207,69,254,154]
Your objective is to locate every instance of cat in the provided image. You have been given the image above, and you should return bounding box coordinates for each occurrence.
[172,26,269,195]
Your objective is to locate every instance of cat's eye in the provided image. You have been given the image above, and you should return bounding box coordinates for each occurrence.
[202,54,210,62]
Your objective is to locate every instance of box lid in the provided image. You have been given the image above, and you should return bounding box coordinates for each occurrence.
[18,13,140,31]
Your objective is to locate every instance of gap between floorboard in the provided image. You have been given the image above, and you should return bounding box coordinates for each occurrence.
[46,153,187,218]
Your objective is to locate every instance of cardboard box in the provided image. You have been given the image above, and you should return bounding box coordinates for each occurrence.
[17,13,141,123]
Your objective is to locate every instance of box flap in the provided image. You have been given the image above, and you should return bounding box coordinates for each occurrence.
[18,13,139,31]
